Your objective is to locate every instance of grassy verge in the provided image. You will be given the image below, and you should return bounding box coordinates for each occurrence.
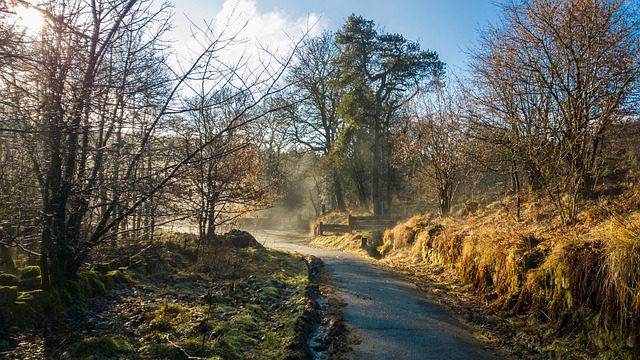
[1,231,314,360]
[311,193,640,359]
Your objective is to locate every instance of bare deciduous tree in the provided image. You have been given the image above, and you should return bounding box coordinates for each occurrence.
[470,0,640,224]
[0,0,300,291]
[400,80,466,216]
[284,31,347,212]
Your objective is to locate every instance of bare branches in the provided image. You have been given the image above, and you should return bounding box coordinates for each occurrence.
[470,0,640,224]
[0,0,309,287]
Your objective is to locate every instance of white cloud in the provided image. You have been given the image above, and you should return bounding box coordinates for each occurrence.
[207,0,323,70]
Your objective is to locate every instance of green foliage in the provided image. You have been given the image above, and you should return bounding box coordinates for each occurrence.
[0,274,19,287]
[332,14,445,214]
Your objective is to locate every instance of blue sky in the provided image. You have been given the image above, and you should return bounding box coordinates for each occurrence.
[172,0,504,72]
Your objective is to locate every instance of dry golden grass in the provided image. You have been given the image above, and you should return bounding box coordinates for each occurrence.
[312,233,367,256]
[308,189,640,357]
[380,224,415,255]
[327,190,640,357]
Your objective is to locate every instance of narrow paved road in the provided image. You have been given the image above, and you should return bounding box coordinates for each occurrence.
[253,230,498,360]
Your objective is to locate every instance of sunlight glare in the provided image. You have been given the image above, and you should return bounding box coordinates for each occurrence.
[13,4,46,34]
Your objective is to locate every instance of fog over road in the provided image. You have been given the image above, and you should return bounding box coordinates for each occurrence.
[254,230,498,360]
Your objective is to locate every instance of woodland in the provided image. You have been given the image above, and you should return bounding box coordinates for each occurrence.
[0,0,639,358]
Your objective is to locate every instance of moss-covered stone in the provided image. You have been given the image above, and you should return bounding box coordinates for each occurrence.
[64,279,85,300]
[57,288,73,304]
[106,269,126,283]
[221,229,264,249]
[16,289,50,309]
[79,271,107,295]
[0,286,18,305]
[9,301,32,326]
[18,276,41,291]
[19,266,40,279]
[0,274,19,287]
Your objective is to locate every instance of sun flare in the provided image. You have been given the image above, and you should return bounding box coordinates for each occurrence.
[12,4,46,34]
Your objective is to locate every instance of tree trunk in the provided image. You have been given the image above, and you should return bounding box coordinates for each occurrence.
[511,157,521,221]
[438,185,451,216]
[0,245,16,274]
[332,169,347,212]
[525,161,544,192]
[372,107,383,216]
[372,141,381,215]
[39,247,50,292]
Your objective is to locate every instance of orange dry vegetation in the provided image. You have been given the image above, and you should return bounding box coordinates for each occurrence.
[376,191,640,358]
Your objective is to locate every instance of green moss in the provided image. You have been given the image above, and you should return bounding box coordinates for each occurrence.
[229,314,258,332]
[260,332,281,349]
[79,271,107,295]
[70,335,134,358]
[0,286,18,305]
[19,266,40,279]
[0,274,19,287]
[106,269,126,283]
[244,303,266,319]
[150,302,187,331]
[17,289,49,306]
[258,285,279,301]
[139,342,196,359]
[181,338,215,358]
[64,279,85,300]
[212,336,243,360]
[9,301,32,325]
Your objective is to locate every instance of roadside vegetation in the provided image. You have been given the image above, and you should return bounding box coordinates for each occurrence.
[312,188,640,359]
[1,230,316,359]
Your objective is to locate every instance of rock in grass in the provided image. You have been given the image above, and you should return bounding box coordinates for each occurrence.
[0,274,19,287]
[0,286,18,305]
[221,230,264,249]
[19,266,40,279]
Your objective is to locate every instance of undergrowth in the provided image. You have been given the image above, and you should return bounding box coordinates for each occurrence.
[1,231,313,359]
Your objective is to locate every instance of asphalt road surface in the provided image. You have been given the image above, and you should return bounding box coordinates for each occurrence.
[254,230,498,360]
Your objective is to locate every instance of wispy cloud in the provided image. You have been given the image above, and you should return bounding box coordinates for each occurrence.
[181,0,323,72]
